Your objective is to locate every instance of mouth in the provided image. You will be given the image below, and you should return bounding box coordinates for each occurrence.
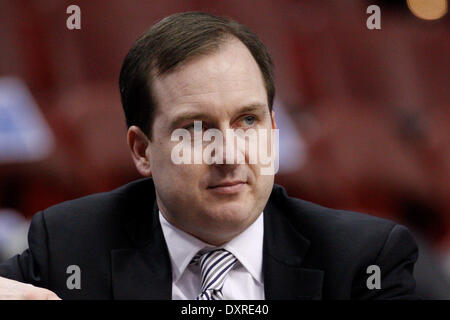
[207,180,247,194]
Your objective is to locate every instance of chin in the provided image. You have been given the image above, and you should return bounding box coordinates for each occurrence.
[203,202,256,227]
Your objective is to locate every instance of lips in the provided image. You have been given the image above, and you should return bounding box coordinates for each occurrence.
[207,180,247,195]
[208,180,246,188]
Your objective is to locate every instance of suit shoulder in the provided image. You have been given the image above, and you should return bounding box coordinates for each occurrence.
[39,178,154,227]
[270,184,399,248]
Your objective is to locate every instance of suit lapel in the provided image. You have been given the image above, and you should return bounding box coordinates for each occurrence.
[111,186,172,299]
[263,186,324,300]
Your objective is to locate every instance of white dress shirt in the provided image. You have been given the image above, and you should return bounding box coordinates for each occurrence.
[159,210,265,300]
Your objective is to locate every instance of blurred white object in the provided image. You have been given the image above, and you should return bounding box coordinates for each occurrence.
[0,77,54,163]
[274,101,306,173]
[0,209,29,260]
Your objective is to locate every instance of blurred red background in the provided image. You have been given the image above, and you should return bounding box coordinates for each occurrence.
[0,1,448,291]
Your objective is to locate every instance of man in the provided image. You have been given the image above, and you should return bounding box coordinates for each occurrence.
[0,12,418,300]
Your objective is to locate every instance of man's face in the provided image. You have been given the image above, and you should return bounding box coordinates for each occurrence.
[143,38,276,245]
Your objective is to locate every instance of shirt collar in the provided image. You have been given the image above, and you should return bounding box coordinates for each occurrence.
[159,211,264,284]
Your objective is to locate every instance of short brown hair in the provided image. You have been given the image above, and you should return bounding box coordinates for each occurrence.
[119,11,275,139]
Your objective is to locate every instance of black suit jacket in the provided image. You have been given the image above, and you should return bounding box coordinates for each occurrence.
[0,178,419,299]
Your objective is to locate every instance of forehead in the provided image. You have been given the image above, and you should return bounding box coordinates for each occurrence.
[151,38,268,122]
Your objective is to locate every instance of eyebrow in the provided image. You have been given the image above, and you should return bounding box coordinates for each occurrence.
[237,103,268,115]
[169,103,268,129]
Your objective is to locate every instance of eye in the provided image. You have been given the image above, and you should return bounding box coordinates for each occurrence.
[184,121,206,131]
[243,115,256,126]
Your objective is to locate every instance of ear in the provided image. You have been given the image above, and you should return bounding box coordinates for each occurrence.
[127,126,152,177]
[271,110,277,129]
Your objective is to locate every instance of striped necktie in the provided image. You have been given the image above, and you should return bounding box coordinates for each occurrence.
[190,248,238,300]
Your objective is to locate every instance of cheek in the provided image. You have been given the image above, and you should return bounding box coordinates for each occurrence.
[154,140,206,177]
[152,152,205,188]
[252,174,274,210]
[247,163,259,184]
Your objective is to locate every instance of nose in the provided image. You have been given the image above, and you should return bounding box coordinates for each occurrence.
[203,127,247,168]
[223,128,247,166]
